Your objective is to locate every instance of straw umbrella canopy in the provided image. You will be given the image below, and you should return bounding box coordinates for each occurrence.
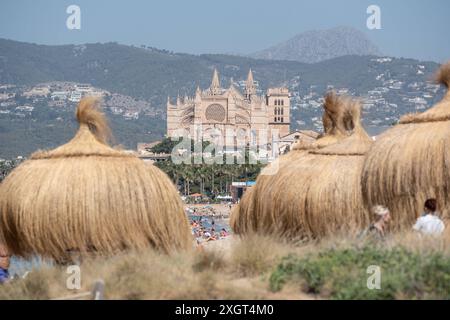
[231,92,372,238]
[0,97,191,260]
[361,62,450,229]
[231,92,347,236]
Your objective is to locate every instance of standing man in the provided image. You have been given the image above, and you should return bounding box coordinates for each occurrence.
[413,199,445,235]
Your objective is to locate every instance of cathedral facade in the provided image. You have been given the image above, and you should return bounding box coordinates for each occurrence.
[166,69,290,148]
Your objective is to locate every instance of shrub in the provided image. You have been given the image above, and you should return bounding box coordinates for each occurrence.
[269,245,450,299]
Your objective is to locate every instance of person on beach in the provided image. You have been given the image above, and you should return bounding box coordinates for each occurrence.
[205,228,217,242]
[360,205,391,240]
[0,244,10,284]
[220,228,228,238]
[193,228,204,246]
[413,199,445,236]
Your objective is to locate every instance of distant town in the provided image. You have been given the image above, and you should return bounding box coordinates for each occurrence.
[0,56,445,162]
[0,82,161,120]
[290,57,442,133]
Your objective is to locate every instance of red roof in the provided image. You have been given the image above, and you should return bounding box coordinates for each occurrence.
[190,193,203,197]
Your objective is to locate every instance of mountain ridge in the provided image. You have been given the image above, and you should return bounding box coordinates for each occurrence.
[251,26,381,63]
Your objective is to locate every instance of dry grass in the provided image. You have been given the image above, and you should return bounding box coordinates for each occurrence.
[1,231,449,300]
[0,265,60,300]
[230,233,293,277]
[0,234,308,300]
[361,62,450,230]
[0,97,191,260]
[0,236,307,300]
[384,229,450,254]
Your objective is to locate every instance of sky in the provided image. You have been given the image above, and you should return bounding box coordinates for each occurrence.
[0,0,449,62]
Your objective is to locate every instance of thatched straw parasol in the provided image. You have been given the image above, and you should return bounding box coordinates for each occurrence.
[0,97,191,260]
[361,61,450,229]
[231,92,372,238]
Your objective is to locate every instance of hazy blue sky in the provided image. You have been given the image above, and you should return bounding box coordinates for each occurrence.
[1,0,449,62]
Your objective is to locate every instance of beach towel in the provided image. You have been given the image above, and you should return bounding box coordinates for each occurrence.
[0,268,9,284]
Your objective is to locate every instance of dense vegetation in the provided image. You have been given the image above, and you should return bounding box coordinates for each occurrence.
[151,138,263,196]
[0,99,165,158]
[0,158,22,182]
[155,158,262,196]
[270,245,450,299]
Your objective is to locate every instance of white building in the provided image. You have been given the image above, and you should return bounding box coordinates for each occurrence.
[23,86,50,97]
[75,84,92,93]
[15,105,34,112]
[51,91,69,100]
[69,91,82,103]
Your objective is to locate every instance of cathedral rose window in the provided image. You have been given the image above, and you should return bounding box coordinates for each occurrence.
[205,104,226,122]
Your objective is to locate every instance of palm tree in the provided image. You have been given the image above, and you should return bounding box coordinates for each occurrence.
[210,163,216,195]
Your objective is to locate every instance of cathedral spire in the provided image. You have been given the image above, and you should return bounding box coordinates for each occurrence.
[209,68,221,95]
[247,69,254,85]
[195,86,202,103]
[245,69,256,98]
